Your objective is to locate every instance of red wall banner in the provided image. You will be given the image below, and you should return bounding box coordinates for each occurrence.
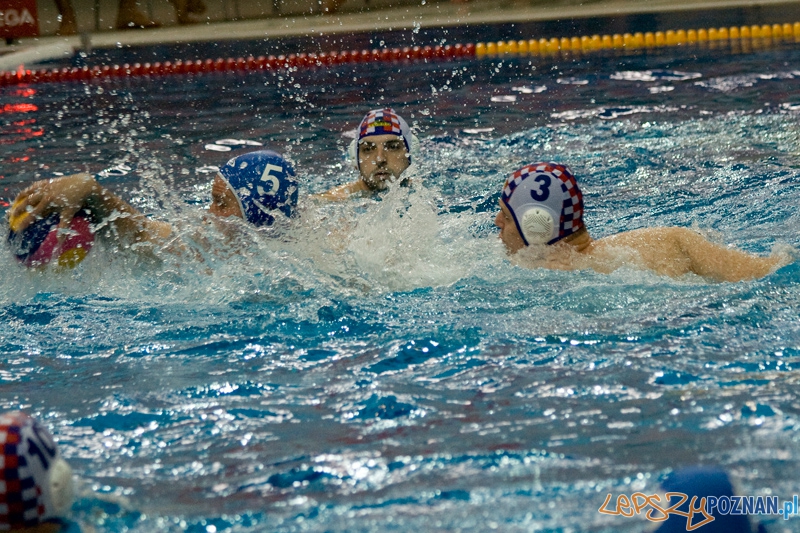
[0,0,39,40]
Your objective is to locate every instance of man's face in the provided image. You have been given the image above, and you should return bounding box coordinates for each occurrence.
[358,134,410,190]
[495,201,527,254]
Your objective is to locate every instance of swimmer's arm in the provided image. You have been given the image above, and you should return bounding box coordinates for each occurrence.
[676,227,786,282]
[9,173,172,247]
[85,183,173,248]
[311,180,370,202]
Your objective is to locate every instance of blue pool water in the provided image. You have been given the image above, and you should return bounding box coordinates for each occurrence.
[2,37,800,532]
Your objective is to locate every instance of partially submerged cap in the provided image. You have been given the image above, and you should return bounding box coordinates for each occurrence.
[217,150,298,227]
[0,412,74,529]
[355,108,413,167]
[501,162,584,245]
[656,467,752,533]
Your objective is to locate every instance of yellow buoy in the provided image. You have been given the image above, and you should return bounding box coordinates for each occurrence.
[623,33,634,48]
[697,28,708,41]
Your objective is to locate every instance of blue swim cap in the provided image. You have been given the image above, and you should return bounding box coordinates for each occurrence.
[656,467,753,533]
[217,150,298,227]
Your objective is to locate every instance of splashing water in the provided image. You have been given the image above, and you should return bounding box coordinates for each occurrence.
[1,41,800,533]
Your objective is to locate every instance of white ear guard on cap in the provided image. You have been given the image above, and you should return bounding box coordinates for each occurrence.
[347,137,358,169]
[347,134,420,170]
[49,457,75,515]
[520,206,556,245]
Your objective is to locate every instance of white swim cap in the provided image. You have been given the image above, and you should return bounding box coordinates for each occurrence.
[501,162,584,245]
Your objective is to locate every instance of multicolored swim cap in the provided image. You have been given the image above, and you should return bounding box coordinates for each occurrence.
[355,108,413,167]
[501,162,584,245]
[217,150,298,227]
[0,412,74,529]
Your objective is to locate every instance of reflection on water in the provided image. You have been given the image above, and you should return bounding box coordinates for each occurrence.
[1,43,800,532]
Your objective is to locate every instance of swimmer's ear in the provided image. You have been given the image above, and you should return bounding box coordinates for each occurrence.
[347,139,359,170]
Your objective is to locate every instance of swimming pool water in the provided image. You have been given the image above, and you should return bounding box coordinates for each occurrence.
[2,38,800,532]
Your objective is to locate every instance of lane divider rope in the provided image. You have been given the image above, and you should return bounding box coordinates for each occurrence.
[2,21,800,86]
[0,44,475,86]
[476,21,800,56]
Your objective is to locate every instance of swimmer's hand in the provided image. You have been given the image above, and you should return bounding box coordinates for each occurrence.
[8,174,99,237]
[9,173,172,249]
[769,243,796,270]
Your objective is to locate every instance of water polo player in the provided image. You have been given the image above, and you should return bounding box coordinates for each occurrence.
[318,107,420,201]
[495,162,791,282]
[7,150,298,266]
[654,467,756,533]
[0,411,77,533]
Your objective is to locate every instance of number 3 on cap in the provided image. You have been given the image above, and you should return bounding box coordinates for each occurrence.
[258,164,283,196]
[529,175,551,202]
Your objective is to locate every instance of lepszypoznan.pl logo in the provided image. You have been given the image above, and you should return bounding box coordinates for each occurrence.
[599,492,800,530]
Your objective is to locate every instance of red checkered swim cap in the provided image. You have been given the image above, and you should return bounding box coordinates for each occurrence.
[0,412,74,529]
[500,162,584,245]
[355,108,413,166]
